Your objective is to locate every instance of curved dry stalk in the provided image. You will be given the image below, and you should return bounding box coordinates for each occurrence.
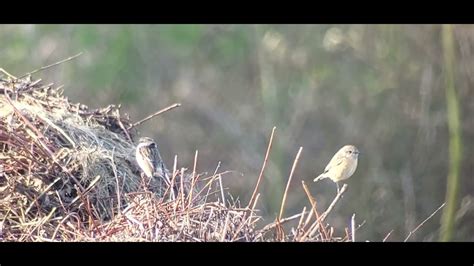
[278,146,303,220]
[248,126,276,209]
[301,181,328,240]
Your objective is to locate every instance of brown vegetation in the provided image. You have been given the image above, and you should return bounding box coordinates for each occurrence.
[0,69,355,241]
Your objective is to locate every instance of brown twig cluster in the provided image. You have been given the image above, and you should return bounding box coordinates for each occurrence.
[0,67,355,242]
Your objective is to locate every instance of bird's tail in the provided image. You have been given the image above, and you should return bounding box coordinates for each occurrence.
[313,174,327,182]
[153,161,179,200]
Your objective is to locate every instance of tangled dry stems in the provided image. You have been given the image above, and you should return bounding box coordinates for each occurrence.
[0,68,353,242]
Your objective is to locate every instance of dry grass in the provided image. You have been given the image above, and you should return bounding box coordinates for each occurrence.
[0,67,356,242]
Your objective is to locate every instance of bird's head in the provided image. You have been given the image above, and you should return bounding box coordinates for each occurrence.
[138,137,155,144]
[341,145,360,159]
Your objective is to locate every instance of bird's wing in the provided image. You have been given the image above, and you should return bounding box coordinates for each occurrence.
[148,144,162,169]
[139,146,152,165]
[148,144,172,186]
[324,154,345,173]
[137,144,154,177]
[315,156,344,181]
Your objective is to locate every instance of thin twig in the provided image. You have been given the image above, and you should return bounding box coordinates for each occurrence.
[18,52,83,79]
[249,193,260,226]
[301,181,328,240]
[404,202,446,242]
[351,213,356,242]
[68,175,102,206]
[25,177,61,215]
[218,174,226,207]
[129,103,181,129]
[23,207,57,240]
[110,148,122,211]
[307,184,348,238]
[257,212,308,236]
[0,68,17,79]
[204,161,221,203]
[180,168,185,211]
[186,150,199,208]
[383,230,394,242]
[303,206,314,230]
[192,170,234,203]
[165,155,178,202]
[220,211,231,242]
[114,109,132,143]
[296,206,307,235]
[231,211,255,241]
[321,184,348,221]
[192,150,198,179]
[278,146,303,220]
[248,126,276,208]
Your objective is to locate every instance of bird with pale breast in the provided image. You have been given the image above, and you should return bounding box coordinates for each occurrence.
[135,137,173,191]
[313,145,360,193]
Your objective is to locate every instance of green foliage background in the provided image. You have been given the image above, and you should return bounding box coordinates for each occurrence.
[1,24,473,241]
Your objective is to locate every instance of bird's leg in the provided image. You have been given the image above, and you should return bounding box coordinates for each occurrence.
[336,182,344,198]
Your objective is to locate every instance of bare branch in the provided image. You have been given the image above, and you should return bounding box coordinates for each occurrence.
[129,103,181,129]
[404,202,446,242]
[19,52,83,79]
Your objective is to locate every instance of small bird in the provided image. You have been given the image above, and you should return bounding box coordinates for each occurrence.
[313,145,360,193]
[135,137,172,189]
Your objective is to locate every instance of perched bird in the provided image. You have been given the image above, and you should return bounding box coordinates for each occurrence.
[135,137,171,188]
[313,145,360,193]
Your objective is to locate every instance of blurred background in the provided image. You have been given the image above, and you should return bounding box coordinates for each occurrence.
[1,24,473,241]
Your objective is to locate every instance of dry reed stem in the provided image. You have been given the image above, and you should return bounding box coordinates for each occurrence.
[248,126,276,209]
[301,181,328,240]
[383,230,394,242]
[278,146,303,220]
[351,213,356,242]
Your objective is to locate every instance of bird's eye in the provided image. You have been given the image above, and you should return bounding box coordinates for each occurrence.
[348,150,352,154]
